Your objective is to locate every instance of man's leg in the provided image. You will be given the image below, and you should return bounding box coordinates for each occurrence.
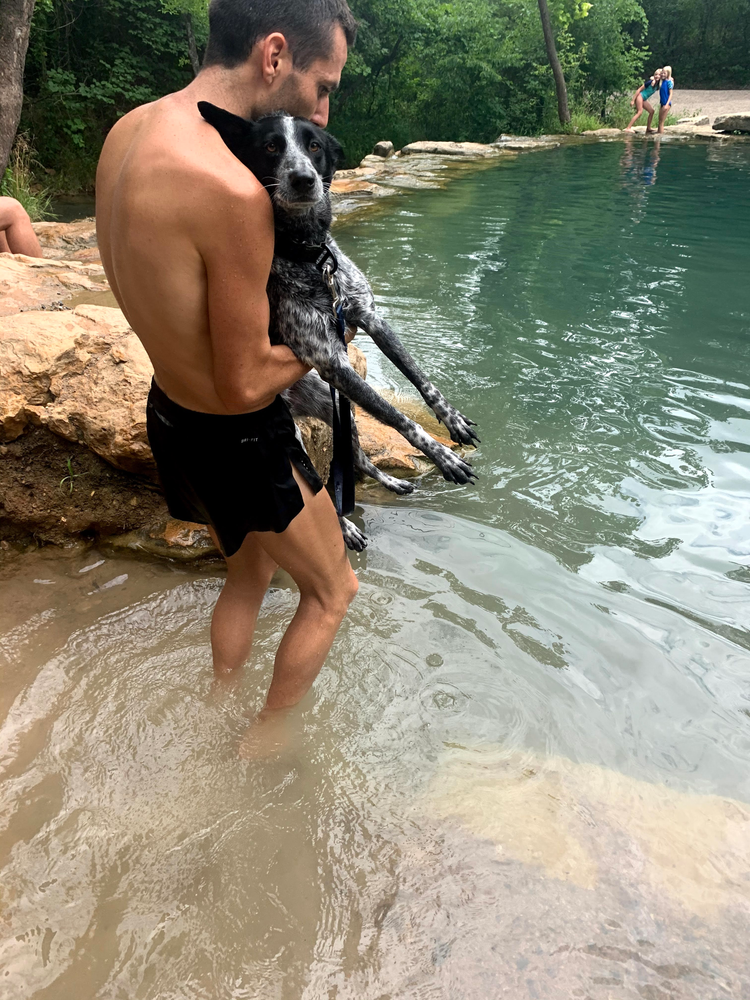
[209,528,278,676]
[255,468,358,710]
[0,197,43,257]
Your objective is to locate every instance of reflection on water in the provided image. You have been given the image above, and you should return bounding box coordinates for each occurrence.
[2,141,750,997]
[620,136,662,221]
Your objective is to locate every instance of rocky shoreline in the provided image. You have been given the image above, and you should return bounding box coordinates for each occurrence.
[2,124,747,562]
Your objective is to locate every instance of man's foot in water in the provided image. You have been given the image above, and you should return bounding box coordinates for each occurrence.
[239,706,296,759]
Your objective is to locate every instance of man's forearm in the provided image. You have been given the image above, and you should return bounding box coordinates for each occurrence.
[267,343,312,392]
[245,343,311,410]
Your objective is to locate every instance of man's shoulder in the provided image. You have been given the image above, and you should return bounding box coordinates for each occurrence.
[106,95,266,206]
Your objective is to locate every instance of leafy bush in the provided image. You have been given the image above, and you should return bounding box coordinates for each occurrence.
[0,133,53,221]
[641,0,750,87]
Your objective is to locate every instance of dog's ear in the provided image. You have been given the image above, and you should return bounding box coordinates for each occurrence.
[322,132,344,183]
[197,102,253,139]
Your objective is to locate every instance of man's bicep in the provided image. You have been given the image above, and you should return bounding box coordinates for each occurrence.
[200,186,275,393]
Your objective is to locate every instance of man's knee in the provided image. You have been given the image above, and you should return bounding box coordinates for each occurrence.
[0,197,29,228]
[311,567,358,619]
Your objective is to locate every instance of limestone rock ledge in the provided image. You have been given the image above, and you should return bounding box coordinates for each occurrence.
[713,113,750,133]
[0,298,457,560]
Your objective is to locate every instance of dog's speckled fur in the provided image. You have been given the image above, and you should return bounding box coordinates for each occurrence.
[199,103,478,549]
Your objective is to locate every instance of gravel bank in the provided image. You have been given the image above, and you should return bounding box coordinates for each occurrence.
[670,89,750,123]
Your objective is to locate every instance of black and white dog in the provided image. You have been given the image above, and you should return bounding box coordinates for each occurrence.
[198,103,478,550]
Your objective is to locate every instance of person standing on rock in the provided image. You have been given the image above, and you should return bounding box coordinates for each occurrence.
[658,66,675,134]
[0,197,43,256]
[624,69,662,133]
[95,0,360,724]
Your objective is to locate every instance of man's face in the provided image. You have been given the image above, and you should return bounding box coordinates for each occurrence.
[271,25,348,127]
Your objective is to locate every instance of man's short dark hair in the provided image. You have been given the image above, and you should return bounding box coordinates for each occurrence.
[203,0,357,71]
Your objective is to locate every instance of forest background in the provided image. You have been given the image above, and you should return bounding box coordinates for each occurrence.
[4,0,750,209]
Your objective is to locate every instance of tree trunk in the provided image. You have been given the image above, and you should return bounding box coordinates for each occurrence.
[182,12,200,77]
[0,0,36,176]
[537,0,571,125]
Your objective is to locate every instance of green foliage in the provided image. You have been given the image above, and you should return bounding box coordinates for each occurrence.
[18,0,667,186]
[0,133,54,221]
[640,0,750,87]
[22,0,208,192]
[332,0,651,163]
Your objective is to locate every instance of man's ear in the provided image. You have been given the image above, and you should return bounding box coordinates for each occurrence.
[197,102,253,139]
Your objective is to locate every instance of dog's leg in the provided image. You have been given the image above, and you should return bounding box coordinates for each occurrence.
[339,516,367,551]
[285,373,416,497]
[352,310,479,446]
[317,354,476,485]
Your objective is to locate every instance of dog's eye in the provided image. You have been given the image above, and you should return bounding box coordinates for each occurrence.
[266,142,278,153]
[309,141,321,153]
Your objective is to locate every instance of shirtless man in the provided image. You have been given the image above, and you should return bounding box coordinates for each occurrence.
[96,0,359,713]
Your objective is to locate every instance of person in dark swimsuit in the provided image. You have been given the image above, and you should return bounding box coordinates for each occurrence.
[625,69,662,132]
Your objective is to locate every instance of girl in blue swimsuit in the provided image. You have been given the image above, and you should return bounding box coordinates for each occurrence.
[657,65,675,134]
[625,68,662,132]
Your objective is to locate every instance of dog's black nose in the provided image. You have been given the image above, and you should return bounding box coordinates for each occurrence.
[289,169,316,192]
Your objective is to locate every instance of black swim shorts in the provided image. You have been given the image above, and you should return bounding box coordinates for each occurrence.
[146,378,323,557]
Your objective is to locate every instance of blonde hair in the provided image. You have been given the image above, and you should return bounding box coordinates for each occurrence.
[662,65,672,79]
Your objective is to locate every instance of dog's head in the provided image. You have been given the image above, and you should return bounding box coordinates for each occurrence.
[198,102,342,218]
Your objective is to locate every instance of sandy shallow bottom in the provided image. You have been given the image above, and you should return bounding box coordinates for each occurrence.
[1,507,749,1000]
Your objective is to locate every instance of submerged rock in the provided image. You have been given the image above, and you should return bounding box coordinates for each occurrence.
[426,748,750,916]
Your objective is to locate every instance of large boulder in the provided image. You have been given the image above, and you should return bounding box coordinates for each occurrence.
[0,305,154,472]
[713,113,750,133]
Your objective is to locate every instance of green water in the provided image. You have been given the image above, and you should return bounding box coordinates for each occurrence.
[339,138,750,577]
[2,139,750,998]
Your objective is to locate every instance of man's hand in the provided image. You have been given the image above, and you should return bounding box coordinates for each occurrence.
[345,325,357,344]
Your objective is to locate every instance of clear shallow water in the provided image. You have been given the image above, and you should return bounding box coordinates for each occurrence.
[2,138,750,998]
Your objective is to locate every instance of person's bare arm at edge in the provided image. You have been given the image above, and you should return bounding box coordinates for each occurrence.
[198,179,310,413]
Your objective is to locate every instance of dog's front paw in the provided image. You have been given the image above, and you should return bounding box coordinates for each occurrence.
[433,444,478,485]
[377,472,417,496]
[439,406,480,445]
[340,517,368,551]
